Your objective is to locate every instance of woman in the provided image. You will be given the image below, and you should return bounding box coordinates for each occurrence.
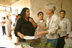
[14,8,37,42]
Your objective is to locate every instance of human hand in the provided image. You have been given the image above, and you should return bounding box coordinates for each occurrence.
[17,32,24,39]
[29,18,33,23]
[66,34,69,39]
[35,32,43,37]
[58,26,61,29]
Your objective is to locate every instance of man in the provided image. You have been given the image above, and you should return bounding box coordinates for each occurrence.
[13,15,18,26]
[13,14,21,27]
[56,10,71,48]
[35,3,59,48]
[18,14,21,19]
[6,16,12,36]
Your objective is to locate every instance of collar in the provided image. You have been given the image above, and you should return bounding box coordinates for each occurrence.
[39,20,44,23]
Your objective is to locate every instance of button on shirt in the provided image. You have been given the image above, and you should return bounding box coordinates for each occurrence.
[46,14,59,39]
[58,18,71,37]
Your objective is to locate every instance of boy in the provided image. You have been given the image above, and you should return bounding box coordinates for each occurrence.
[35,12,47,48]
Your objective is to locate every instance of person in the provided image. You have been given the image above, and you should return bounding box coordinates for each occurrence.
[14,8,37,42]
[35,12,47,48]
[13,15,18,26]
[13,14,21,29]
[56,10,71,48]
[12,14,21,44]
[6,16,12,36]
[18,14,21,19]
[2,17,6,36]
[35,3,59,48]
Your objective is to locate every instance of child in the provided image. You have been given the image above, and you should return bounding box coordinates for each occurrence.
[35,12,47,48]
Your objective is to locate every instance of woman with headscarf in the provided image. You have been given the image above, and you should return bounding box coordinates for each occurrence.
[14,8,37,42]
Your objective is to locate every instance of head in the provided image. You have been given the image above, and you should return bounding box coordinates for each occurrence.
[18,14,21,19]
[45,3,56,14]
[3,17,6,20]
[6,16,9,19]
[15,15,18,20]
[37,12,44,20]
[60,10,66,18]
[20,8,30,19]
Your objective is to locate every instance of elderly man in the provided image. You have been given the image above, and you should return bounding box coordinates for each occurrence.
[35,3,59,48]
[6,16,12,36]
[56,10,71,48]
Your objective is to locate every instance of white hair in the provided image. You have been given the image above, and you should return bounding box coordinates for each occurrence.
[46,3,56,13]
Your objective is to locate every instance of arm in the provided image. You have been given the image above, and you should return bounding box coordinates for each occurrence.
[35,17,59,37]
[10,19,12,24]
[66,20,71,39]
[14,19,21,37]
[66,20,71,34]
[29,18,37,28]
[37,24,47,30]
[14,18,24,39]
[11,22,12,24]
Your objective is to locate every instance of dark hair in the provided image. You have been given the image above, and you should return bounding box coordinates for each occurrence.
[20,8,29,19]
[18,14,21,16]
[3,17,6,19]
[60,10,66,14]
[37,12,44,16]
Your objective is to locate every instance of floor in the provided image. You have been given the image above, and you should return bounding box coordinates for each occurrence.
[0,26,20,48]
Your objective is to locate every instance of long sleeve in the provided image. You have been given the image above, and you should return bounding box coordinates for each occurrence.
[14,18,21,37]
[66,20,71,34]
[48,17,59,35]
[58,19,71,34]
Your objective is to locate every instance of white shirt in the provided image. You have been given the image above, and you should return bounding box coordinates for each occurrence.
[40,20,44,23]
[46,14,59,39]
[2,20,6,26]
[58,18,71,37]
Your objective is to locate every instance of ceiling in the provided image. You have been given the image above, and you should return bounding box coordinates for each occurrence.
[0,0,19,6]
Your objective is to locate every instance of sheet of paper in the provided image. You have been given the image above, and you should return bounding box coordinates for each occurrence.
[24,36,39,40]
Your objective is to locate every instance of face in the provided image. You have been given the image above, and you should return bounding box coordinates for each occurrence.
[38,13,44,20]
[18,16,21,19]
[25,9,30,18]
[45,7,52,14]
[16,16,18,20]
[6,16,9,19]
[60,12,66,18]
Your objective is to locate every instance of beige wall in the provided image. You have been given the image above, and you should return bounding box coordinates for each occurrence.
[30,0,62,22]
[11,0,72,24]
[30,0,72,23]
[11,0,30,14]
[62,0,72,24]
